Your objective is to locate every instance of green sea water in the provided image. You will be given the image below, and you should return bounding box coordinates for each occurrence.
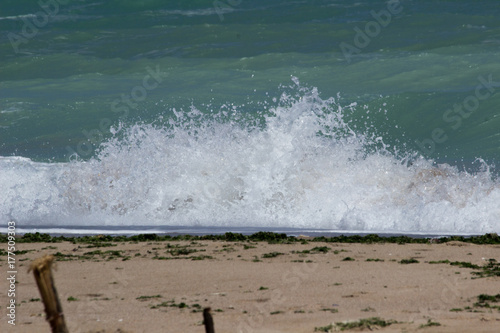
[1,0,499,167]
[2,0,500,233]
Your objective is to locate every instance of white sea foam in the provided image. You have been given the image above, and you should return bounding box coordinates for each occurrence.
[147,7,237,19]
[0,14,37,21]
[1,82,499,234]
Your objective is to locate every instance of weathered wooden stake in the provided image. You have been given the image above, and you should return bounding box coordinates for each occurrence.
[29,255,69,333]
[203,307,215,333]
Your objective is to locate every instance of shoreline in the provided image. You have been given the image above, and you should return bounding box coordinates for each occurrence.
[3,231,500,244]
[1,233,499,332]
[0,224,493,239]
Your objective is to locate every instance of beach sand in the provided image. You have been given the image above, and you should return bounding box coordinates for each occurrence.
[2,237,499,332]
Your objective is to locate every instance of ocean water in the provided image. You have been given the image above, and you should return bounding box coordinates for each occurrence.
[1,0,500,235]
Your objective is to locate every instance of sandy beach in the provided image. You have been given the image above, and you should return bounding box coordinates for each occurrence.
[2,235,499,332]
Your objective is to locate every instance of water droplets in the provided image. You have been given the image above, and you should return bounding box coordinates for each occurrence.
[1,82,499,234]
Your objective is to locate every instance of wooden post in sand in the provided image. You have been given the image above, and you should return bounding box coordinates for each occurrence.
[29,255,69,333]
[203,307,215,333]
